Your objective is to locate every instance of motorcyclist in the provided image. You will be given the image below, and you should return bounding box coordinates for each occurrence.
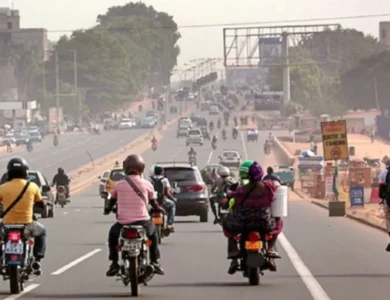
[223,160,283,274]
[209,121,214,131]
[51,167,71,201]
[263,167,281,183]
[0,157,47,275]
[4,139,12,153]
[150,164,177,230]
[26,139,33,151]
[53,134,58,146]
[210,166,235,224]
[222,128,227,138]
[379,155,390,251]
[104,154,165,276]
[268,132,274,143]
[232,127,238,138]
[188,147,197,161]
[233,116,238,126]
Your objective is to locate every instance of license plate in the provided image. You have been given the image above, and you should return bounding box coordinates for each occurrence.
[5,242,24,254]
[122,240,142,251]
[245,241,262,250]
[153,217,163,225]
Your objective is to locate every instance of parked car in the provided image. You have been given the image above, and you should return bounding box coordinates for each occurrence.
[157,162,209,222]
[28,130,42,143]
[118,118,136,129]
[140,116,156,128]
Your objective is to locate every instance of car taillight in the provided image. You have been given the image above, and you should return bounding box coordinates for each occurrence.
[8,231,21,243]
[123,229,138,239]
[57,186,65,193]
[185,185,204,192]
[247,232,260,241]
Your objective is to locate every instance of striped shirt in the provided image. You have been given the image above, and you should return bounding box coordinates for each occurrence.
[111,175,154,224]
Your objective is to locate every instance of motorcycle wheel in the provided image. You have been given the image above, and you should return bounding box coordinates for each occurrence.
[247,267,260,286]
[157,225,162,244]
[9,265,21,294]
[129,257,139,296]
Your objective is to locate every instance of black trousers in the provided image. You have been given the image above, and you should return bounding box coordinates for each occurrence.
[108,220,160,263]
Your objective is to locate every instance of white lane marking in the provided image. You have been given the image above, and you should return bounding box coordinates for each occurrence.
[3,284,40,300]
[63,212,68,215]
[206,151,213,164]
[239,131,248,160]
[279,233,331,300]
[76,209,80,212]
[51,248,102,275]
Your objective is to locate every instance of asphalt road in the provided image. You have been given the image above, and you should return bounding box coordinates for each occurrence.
[1,110,389,300]
[0,107,180,181]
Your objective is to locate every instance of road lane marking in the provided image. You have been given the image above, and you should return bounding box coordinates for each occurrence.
[3,284,40,300]
[239,131,248,159]
[279,233,331,300]
[51,248,102,275]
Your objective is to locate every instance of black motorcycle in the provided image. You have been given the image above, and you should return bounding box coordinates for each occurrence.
[212,142,217,150]
[232,130,238,139]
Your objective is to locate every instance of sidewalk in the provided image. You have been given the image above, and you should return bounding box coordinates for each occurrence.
[278,133,389,232]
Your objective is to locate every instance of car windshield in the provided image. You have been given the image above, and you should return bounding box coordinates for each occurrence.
[110,169,125,181]
[164,168,197,182]
[223,152,238,157]
[189,130,200,135]
[27,173,40,186]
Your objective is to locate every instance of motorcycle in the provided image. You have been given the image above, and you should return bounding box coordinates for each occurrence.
[56,185,68,207]
[26,143,33,153]
[222,132,227,140]
[229,231,281,285]
[232,130,238,139]
[212,142,217,150]
[189,154,197,165]
[150,208,171,244]
[264,142,271,155]
[53,137,58,147]
[0,225,39,294]
[209,123,214,131]
[363,157,380,168]
[217,121,221,129]
[152,142,157,151]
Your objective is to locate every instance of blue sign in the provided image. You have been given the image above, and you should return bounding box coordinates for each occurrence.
[350,186,364,207]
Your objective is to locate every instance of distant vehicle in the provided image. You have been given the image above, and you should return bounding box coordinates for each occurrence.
[103,119,116,130]
[177,126,189,138]
[15,133,30,146]
[186,93,195,101]
[146,110,158,119]
[3,133,15,144]
[98,170,110,196]
[28,130,42,143]
[186,128,203,146]
[247,128,259,142]
[219,150,241,168]
[140,116,156,128]
[200,127,210,139]
[156,162,209,222]
[118,118,136,130]
[201,102,211,111]
[209,105,219,115]
[179,118,192,129]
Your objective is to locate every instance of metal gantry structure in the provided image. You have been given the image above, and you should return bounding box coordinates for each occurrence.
[223,24,342,103]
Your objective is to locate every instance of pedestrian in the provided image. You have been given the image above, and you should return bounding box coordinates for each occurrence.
[379,155,390,251]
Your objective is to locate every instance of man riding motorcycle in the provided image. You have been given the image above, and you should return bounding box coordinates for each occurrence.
[188,147,197,164]
[53,134,58,146]
[232,127,238,139]
[222,160,283,274]
[217,119,221,129]
[151,135,157,150]
[51,167,71,201]
[104,154,165,277]
[222,128,227,139]
[210,166,235,224]
[150,165,177,230]
[26,139,33,152]
[0,157,47,275]
[209,121,214,131]
[268,132,274,144]
[212,135,217,150]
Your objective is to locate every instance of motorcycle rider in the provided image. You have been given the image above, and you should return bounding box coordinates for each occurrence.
[26,139,33,152]
[51,167,71,201]
[222,128,227,139]
[209,121,214,131]
[232,127,238,138]
[210,166,235,224]
[104,154,165,276]
[150,165,177,230]
[187,147,197,163]
[223,160,283,274]
[263,167,281,183]
[4,139,12,153]
[151,135,157,149]
[268,132,274,144]
[0,157,47,275]
[53,134,58,146]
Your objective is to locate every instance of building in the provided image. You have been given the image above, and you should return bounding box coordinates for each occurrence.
[0,7,49,61]
[379,22,390,50]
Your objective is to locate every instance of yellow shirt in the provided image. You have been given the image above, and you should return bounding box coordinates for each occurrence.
[0,179,43,224]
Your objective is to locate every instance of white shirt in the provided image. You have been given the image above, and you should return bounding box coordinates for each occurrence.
[379,168,388,184]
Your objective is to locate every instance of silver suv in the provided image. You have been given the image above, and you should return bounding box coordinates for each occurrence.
[186,128,203,146]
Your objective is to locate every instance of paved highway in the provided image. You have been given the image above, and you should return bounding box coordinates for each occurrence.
[0,110,388,300]
[0,107,180,181]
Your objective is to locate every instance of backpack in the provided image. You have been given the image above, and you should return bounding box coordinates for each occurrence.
[151,176,164,204]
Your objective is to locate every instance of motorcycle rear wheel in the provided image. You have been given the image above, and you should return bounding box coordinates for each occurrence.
[129,257,139,296]
[9,265,21,294]
[247,267,260,286]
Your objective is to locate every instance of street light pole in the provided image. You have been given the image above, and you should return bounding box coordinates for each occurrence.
[55,51,60,132]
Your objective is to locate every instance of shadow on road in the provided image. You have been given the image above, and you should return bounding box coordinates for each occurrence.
[174,220,199,224]
[153,281,248,288]
[26,293,131,299]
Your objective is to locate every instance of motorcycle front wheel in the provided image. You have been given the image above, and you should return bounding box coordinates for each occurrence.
[129,257,139,296]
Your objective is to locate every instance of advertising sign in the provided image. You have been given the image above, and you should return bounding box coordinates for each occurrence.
[350,186,364,207]
[321,120,349,161]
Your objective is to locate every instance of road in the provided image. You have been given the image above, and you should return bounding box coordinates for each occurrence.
[0,108,180,181]
[0,110,389,300]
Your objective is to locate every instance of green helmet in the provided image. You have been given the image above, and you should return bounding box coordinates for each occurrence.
[239,160,254,179]
[149,164,160,176]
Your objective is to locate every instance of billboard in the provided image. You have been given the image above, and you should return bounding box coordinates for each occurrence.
[259,38,282,66]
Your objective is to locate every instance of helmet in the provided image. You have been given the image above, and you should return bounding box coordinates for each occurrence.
[7,157,29,172]
[382,155,390,166]
[58,167,64,173]
[239,160,264,182]
[217,166,230,177]
[149,164,159,176]
[123,154,145,175]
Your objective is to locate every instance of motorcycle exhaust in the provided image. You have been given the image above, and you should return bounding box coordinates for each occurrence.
[31,261,41,275]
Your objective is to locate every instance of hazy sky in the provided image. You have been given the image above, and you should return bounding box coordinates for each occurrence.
[2,0,390,69]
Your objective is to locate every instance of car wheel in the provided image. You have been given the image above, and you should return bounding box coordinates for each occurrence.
[200,210,208,223]
[48,207,54,218]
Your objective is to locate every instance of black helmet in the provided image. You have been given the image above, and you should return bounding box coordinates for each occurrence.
[7,157,29,171]
[123,154,145,175]
[58,167,64,173]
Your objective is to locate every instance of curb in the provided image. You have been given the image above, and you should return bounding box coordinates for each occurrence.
[311,200,387,233]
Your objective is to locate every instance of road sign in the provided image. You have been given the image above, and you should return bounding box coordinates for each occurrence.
[350,186,364,207]
[321,120,349,161]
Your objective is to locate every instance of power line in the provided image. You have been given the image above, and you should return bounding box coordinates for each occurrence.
[13,12,390,33]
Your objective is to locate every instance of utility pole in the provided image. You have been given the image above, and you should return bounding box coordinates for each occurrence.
[55,51,60,132]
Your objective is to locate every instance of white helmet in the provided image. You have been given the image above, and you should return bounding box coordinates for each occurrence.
[149,164,158,176]
[217,166,230,177]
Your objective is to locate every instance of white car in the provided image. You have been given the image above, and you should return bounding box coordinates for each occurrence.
[219,150,241,168]
[98,170,110,195]
[179,118,192,129]
[119,118,136,129]
[186,128,203,146]
[209,105,219,115]
[177,126,189,137]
